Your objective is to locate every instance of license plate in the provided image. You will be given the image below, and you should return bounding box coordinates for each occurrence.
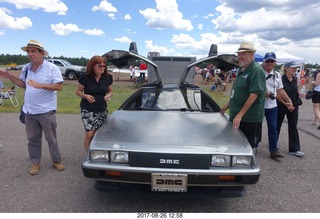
[151,173,188,192]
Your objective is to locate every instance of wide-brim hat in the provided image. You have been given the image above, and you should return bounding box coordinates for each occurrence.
[236,41,256,53]
[21,40,49,56]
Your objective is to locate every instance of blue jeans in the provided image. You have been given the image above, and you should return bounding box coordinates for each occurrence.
[265,107,279,153]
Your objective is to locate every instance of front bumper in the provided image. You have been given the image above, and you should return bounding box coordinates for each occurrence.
[82,163,260,186]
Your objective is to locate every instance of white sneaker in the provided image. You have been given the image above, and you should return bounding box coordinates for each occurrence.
[290,151,304,157]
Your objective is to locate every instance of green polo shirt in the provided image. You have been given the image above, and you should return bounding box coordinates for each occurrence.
[229,61,266,122]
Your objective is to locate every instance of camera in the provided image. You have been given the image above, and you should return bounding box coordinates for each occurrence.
[269,92,275,100]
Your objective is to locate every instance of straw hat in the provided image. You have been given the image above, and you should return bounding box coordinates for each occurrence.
[21,40,49,56]
[236,41,256,53]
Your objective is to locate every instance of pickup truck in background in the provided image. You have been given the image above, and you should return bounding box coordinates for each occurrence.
[47,59,86,80]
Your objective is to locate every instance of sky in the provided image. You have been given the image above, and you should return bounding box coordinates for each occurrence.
[1,0,320,64]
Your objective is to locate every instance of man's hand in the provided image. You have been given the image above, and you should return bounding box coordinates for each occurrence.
[0,69,10,79]
[27,80,41,89]
[233,115,242,129]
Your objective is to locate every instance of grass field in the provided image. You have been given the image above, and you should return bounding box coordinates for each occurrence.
[0,71,230,114]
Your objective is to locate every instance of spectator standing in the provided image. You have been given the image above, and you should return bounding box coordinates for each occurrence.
[76,55,113,151]
[205,68,211,85]
[129,65,134,81]
[0,39,65,175]
[0,80,3,91]
[218,71,228,91]
[311,71,320,129]
[304,68,310,83]
[200,68,206,84]
[262,52,293,159]
[139,62,147,81]
[221,41,266,153]
[313,65,320,81]
[0,80,3,105]
[277,61,304,157]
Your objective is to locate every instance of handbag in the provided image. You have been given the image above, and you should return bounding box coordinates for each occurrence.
[305,87,314,100]
[19,67,28,124]
[19,106,26,124]
[297,97,303,106]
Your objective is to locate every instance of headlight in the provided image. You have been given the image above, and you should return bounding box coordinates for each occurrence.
[110,151,129,163]
[90,150,109,162]
[211,155,231,167]
[232,156,252,167]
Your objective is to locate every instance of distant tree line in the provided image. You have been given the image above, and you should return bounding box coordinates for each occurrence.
[1,53,318,70]
[0,54,89,66]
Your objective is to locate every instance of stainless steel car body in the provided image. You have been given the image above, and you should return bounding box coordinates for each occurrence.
[82,42,260,197]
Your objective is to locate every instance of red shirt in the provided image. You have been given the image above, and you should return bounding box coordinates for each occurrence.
[140,63,147,70]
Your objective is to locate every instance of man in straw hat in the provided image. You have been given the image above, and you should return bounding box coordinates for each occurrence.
[0,40,65,175]
[221,41,266,154]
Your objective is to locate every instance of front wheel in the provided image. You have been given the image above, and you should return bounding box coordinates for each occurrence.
[66,71,77,80]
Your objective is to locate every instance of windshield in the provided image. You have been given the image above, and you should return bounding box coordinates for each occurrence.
[121,87,220,112]
[61,60,72,66]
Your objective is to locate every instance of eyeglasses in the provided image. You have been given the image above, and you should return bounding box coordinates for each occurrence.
[265,60,275,63]
[96,64,106,68]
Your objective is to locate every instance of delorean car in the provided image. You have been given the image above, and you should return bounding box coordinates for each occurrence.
[82,43,260,197]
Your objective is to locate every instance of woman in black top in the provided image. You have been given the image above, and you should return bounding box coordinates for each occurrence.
[276,61,304,157]
[76,55,113,151]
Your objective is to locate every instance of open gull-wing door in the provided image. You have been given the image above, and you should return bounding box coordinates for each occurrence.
[102,42,162,87]
[179,44,239,86]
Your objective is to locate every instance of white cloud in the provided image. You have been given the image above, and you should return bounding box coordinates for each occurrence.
[144,40,175,55]
[125,28,136,34]
[139,0,193,31]
[214,1,320,42]
[0,7,32,29]
[114,36,132,44]
[1,0,68,15]
[80,50,88,54]
[92,0,117,13]
[50,23,83,36]
[83,28,105,36]
[169,0,320,62]
[108,13,116,19]
[124,14,131,20]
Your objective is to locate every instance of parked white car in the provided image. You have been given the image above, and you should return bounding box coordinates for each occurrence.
[47,59,86,80]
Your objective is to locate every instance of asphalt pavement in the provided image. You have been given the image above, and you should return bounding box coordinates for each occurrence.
[0,96,319,213]
[295,97,320,139]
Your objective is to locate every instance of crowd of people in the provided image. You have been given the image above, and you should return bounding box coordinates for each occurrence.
[220,41,320,160]
[198,64,231,91]
[129,62,147,84]
[0,39,319,177]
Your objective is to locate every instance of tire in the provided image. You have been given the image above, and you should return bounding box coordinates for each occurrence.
[66,71,77,80]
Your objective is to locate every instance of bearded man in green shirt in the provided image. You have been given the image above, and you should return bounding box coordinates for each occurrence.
[221,42,266,153]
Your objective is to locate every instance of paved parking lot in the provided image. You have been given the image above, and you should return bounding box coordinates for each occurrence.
[0,97,319,213]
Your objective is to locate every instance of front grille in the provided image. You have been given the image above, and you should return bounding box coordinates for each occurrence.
[130,152,211,169]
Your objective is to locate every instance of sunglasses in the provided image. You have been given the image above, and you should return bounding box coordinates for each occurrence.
[96,64,106,68]
[265,60,275,63]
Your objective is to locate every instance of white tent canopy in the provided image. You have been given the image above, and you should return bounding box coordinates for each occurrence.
[274,50,305,64]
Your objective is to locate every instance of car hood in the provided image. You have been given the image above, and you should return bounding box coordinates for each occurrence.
[91,110,251,154]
